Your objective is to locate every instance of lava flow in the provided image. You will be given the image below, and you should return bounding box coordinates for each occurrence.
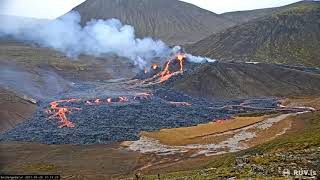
[47,99,81,128]
[139,52,186,83]
[45,52,187,129]
[158,53,186,82]
[47,93,155,128]
[119,96,129,102]
[177,54,185,72]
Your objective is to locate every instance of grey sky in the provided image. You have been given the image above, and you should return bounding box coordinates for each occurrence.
[0,0,300,19]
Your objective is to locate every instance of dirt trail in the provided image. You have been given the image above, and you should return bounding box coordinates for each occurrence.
[126,112,308,157]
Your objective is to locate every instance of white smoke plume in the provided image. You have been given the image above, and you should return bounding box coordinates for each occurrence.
[0,11,170,69]
[171,46,216,63]
[186,54,217,63]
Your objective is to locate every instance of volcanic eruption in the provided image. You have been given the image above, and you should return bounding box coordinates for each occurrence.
[45,49,188,129]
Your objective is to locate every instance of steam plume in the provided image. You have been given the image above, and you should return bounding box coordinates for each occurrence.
[171,46,216,63]
[186,54,216,63]
[0,12,170,69]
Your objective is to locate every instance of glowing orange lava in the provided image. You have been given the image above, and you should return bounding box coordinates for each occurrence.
[48,98,81,128]
[119,96,129,102]
[47,53,186,129]
[157,53,186,82]
[137,53,187,85]
[177,54,186,72]
[159,61,173,82]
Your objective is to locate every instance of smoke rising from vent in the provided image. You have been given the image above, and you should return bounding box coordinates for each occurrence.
[171,46,216,63]
[186,54,216,63]
[0,11,170,69]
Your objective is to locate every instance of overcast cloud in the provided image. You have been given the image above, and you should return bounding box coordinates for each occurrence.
[0,0,300,19]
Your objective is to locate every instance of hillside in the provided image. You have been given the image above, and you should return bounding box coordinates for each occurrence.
[188,1,320,67]
[222,7,280,24]
[71,0,235,45]
[221,1,318,24]
[0,88,36,133]
[172,61,320,99]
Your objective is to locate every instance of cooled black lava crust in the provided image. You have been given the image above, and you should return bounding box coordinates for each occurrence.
[0,87,278,144]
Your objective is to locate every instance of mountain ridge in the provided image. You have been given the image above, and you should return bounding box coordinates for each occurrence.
[70,0,236,45]
[221,1,318,24]
[188,1,320,67]
[172,61,320,99]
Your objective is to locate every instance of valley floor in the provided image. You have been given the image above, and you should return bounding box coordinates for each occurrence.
[0,97,319,179]
[129,97,320,179]
[0,41,319,179]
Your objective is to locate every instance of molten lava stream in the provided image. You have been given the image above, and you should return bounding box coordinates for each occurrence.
[177,54,186,72]
[159,61,172,82]
[119,96,129,102]
[158,53,186,82]
[134,53,187,86]
[48,99,81,128]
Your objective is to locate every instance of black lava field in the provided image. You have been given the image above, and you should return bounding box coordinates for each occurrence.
[0,80,279,145]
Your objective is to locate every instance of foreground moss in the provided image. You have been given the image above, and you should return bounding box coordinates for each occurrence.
[130,112,320,179]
